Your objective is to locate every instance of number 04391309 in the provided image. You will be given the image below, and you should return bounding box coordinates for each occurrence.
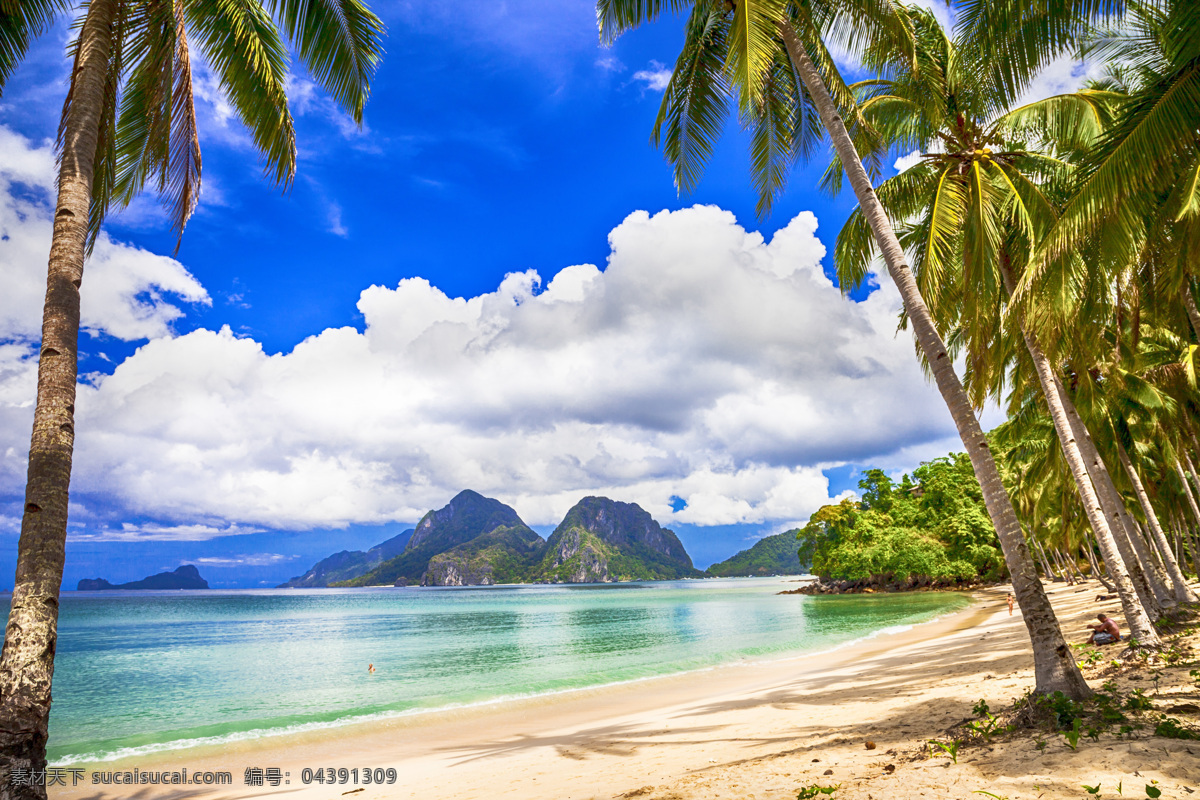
[300,767,397,785]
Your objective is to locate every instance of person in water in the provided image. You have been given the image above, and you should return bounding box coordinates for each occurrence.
[1086,614,1121,645]
[368,663,376,674]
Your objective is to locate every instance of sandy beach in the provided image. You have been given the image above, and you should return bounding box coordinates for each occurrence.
[51,581,1200,800]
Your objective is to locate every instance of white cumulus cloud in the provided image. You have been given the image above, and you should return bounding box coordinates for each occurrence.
[0,203,964,536]
[0,126,211,343]
[632,61,672,92]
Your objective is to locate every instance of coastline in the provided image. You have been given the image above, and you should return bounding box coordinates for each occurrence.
[48,581,1200,800]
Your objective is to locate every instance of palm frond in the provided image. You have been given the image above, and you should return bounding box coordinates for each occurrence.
[956,0,1125,112]
[264,0,385,123]
[1030,62,1200,285]
[745,45,802,216]
[725,0,787,112]
[597,0,696,44]
[0,0,68,92]
[652,2,730,194]
[993,90,1119,152]
[185,0,296,187]
[114,0,201,247]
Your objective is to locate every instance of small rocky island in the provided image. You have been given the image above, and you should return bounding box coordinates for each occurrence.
[77,564,209,591]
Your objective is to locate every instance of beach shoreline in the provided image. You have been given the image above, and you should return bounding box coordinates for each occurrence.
[49,581,1200,800]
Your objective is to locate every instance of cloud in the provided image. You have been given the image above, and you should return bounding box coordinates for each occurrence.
[0,203,966,537]
[632,61,672,92]
[894,149,924,173]
[326,201,349,237]
[287,75,371,142]
[0,126,211,343]
[66,523,265,542]
[0,126,212,500]
[1012,53,1108,108]
[596,56,625,73]
[193,553,298,567]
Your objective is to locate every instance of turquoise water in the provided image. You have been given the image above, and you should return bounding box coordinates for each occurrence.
[21,578,969,764]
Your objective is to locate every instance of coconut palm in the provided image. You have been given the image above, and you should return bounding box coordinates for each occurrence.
[0,0,384,791]
[0,0,67,91]
[1019,0,1199,289]
[835,7,1178,643]
[596,0,1093,697]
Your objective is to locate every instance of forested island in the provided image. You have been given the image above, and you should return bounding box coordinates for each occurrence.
[795,455,1004,593]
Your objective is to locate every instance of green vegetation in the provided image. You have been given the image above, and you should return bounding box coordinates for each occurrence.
[339,491,536,586]
[928,739,961,763]
[705,531,805,577]
[331,492,703,587]
[425,526,548,585]
[798,458,1004,588]
[537,497,705,582]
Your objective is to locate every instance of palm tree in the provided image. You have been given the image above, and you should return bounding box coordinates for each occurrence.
[0,0,67,90]
[832,8,1164,644]
[0,0,384,791]
[1024,0,1200,279]
[596,0,1092,697]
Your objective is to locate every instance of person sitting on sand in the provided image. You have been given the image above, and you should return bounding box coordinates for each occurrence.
[1086,614,1121,645]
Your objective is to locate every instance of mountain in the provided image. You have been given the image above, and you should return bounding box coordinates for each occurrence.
[277,528,414,588]
[705,531,806,577]
[339,491,538,586]
[77,565,209,591]
[323,492,705,587]
[537,496,705,582]
[424,525,547,586]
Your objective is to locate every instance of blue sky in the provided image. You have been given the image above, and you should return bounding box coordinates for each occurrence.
[0,1,1091,587]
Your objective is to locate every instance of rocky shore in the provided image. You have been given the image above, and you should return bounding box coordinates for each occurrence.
[779,575,985,595]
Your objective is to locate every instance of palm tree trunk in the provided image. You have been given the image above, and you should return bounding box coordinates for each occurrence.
[993,255,1161,638]
[1049,376,1169,618]
[1184,453,1200,511]
[1175,460,1200,531]
[1183,283,1200,343]
[992,253,1159,642]
[1032,533,1055,579]
[0,0,116,794]
[778,21,1090,697]
[1048,546,1066,581]
[1185,527,1195,585]
[1118,443,1197,602]
[1084,534,1114,591]
[1060,548,1084,583]
[1174,526,1185,576]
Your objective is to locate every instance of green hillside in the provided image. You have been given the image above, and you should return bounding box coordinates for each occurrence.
[705,531,805,577]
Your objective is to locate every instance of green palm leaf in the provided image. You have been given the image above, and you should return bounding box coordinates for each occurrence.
[653,1,730,194]
[185,0,295,187]
[0,0,67,92]
[597,0,695,44]
[725,0,787,112]
[264,0,384,123]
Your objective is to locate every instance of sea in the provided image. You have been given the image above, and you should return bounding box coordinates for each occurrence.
[16,577,971,765]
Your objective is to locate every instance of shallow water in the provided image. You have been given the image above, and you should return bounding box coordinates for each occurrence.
[7,578,970,764]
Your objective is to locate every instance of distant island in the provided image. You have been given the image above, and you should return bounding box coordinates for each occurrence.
[279,490,806,588]
[705,531,805,577]
[77,564,209,591]
[277,528,414,588]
